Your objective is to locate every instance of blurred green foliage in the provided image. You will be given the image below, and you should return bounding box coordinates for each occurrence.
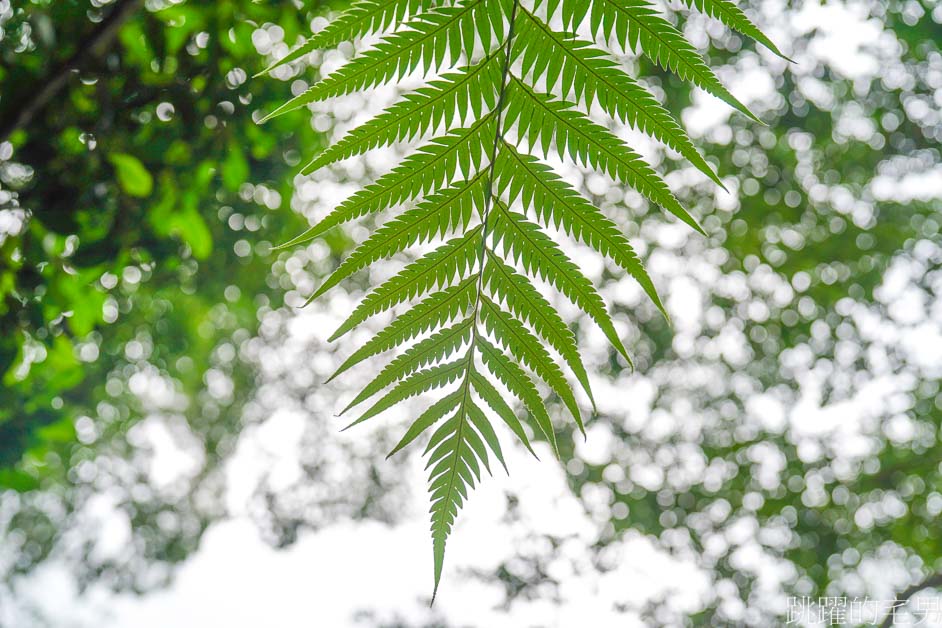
[0,0,346,585]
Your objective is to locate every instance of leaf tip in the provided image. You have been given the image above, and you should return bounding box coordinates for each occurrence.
[587,395,598,416]
[339,412,362,431]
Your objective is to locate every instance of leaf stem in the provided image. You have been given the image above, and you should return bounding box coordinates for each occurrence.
[468,0,521,350]
[431,0,522,603]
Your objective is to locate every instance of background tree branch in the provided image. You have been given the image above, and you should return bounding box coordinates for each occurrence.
[880,572,942,628]
[0,0,142,143]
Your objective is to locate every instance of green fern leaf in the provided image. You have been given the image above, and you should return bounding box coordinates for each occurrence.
[345,357,468,429]
[263,0,780,597]
[342,318,474,413]
[514,8,724,187]
[306,57,503,171]
[470,369,536,457]
[489,201,632,365]
[427,389,475,600]
[536,0,760,122]
[678,0,791,60]
[263,6,477,119]
[330,226,482,339]
[480,295,584,432]
[310,174,486,301]
[276,117,495,250]
[259,0,433,76]
[476,336,558,455]
[607,0,762,123]
[504,79,705,235]
[482,248,593,408]
[494,142,666,318]
[387,391,463,458]
[466,402,507,473]
[328,279,477,382]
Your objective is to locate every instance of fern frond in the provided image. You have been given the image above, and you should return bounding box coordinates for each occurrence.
[330,226,482,339]
[505,79,704,234]
[346,357,468,428]
[310,174,486,301]
[482,249,593,408]
[470,370,536,457]
[494,142,666,317]
[307,57,503,171]
[479,296,584,432]
[342,318,474,413]
[476,336,557,455]
[466,403,507,473]
[678,0,790,60]
[263,7,469,119]
[514,8,723,187]
[277,117,495,250]
[387,391,463,458]
[328,279,477,382]
[263,1,514,121]
[607,0,762,122]
[426,382,476,600]
[259,0,434,76]
[265,0,780,597]
[489,201,632,365]
[535,0,760,122]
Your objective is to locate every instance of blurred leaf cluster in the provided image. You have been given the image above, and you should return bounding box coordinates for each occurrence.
[0,0,347,588]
